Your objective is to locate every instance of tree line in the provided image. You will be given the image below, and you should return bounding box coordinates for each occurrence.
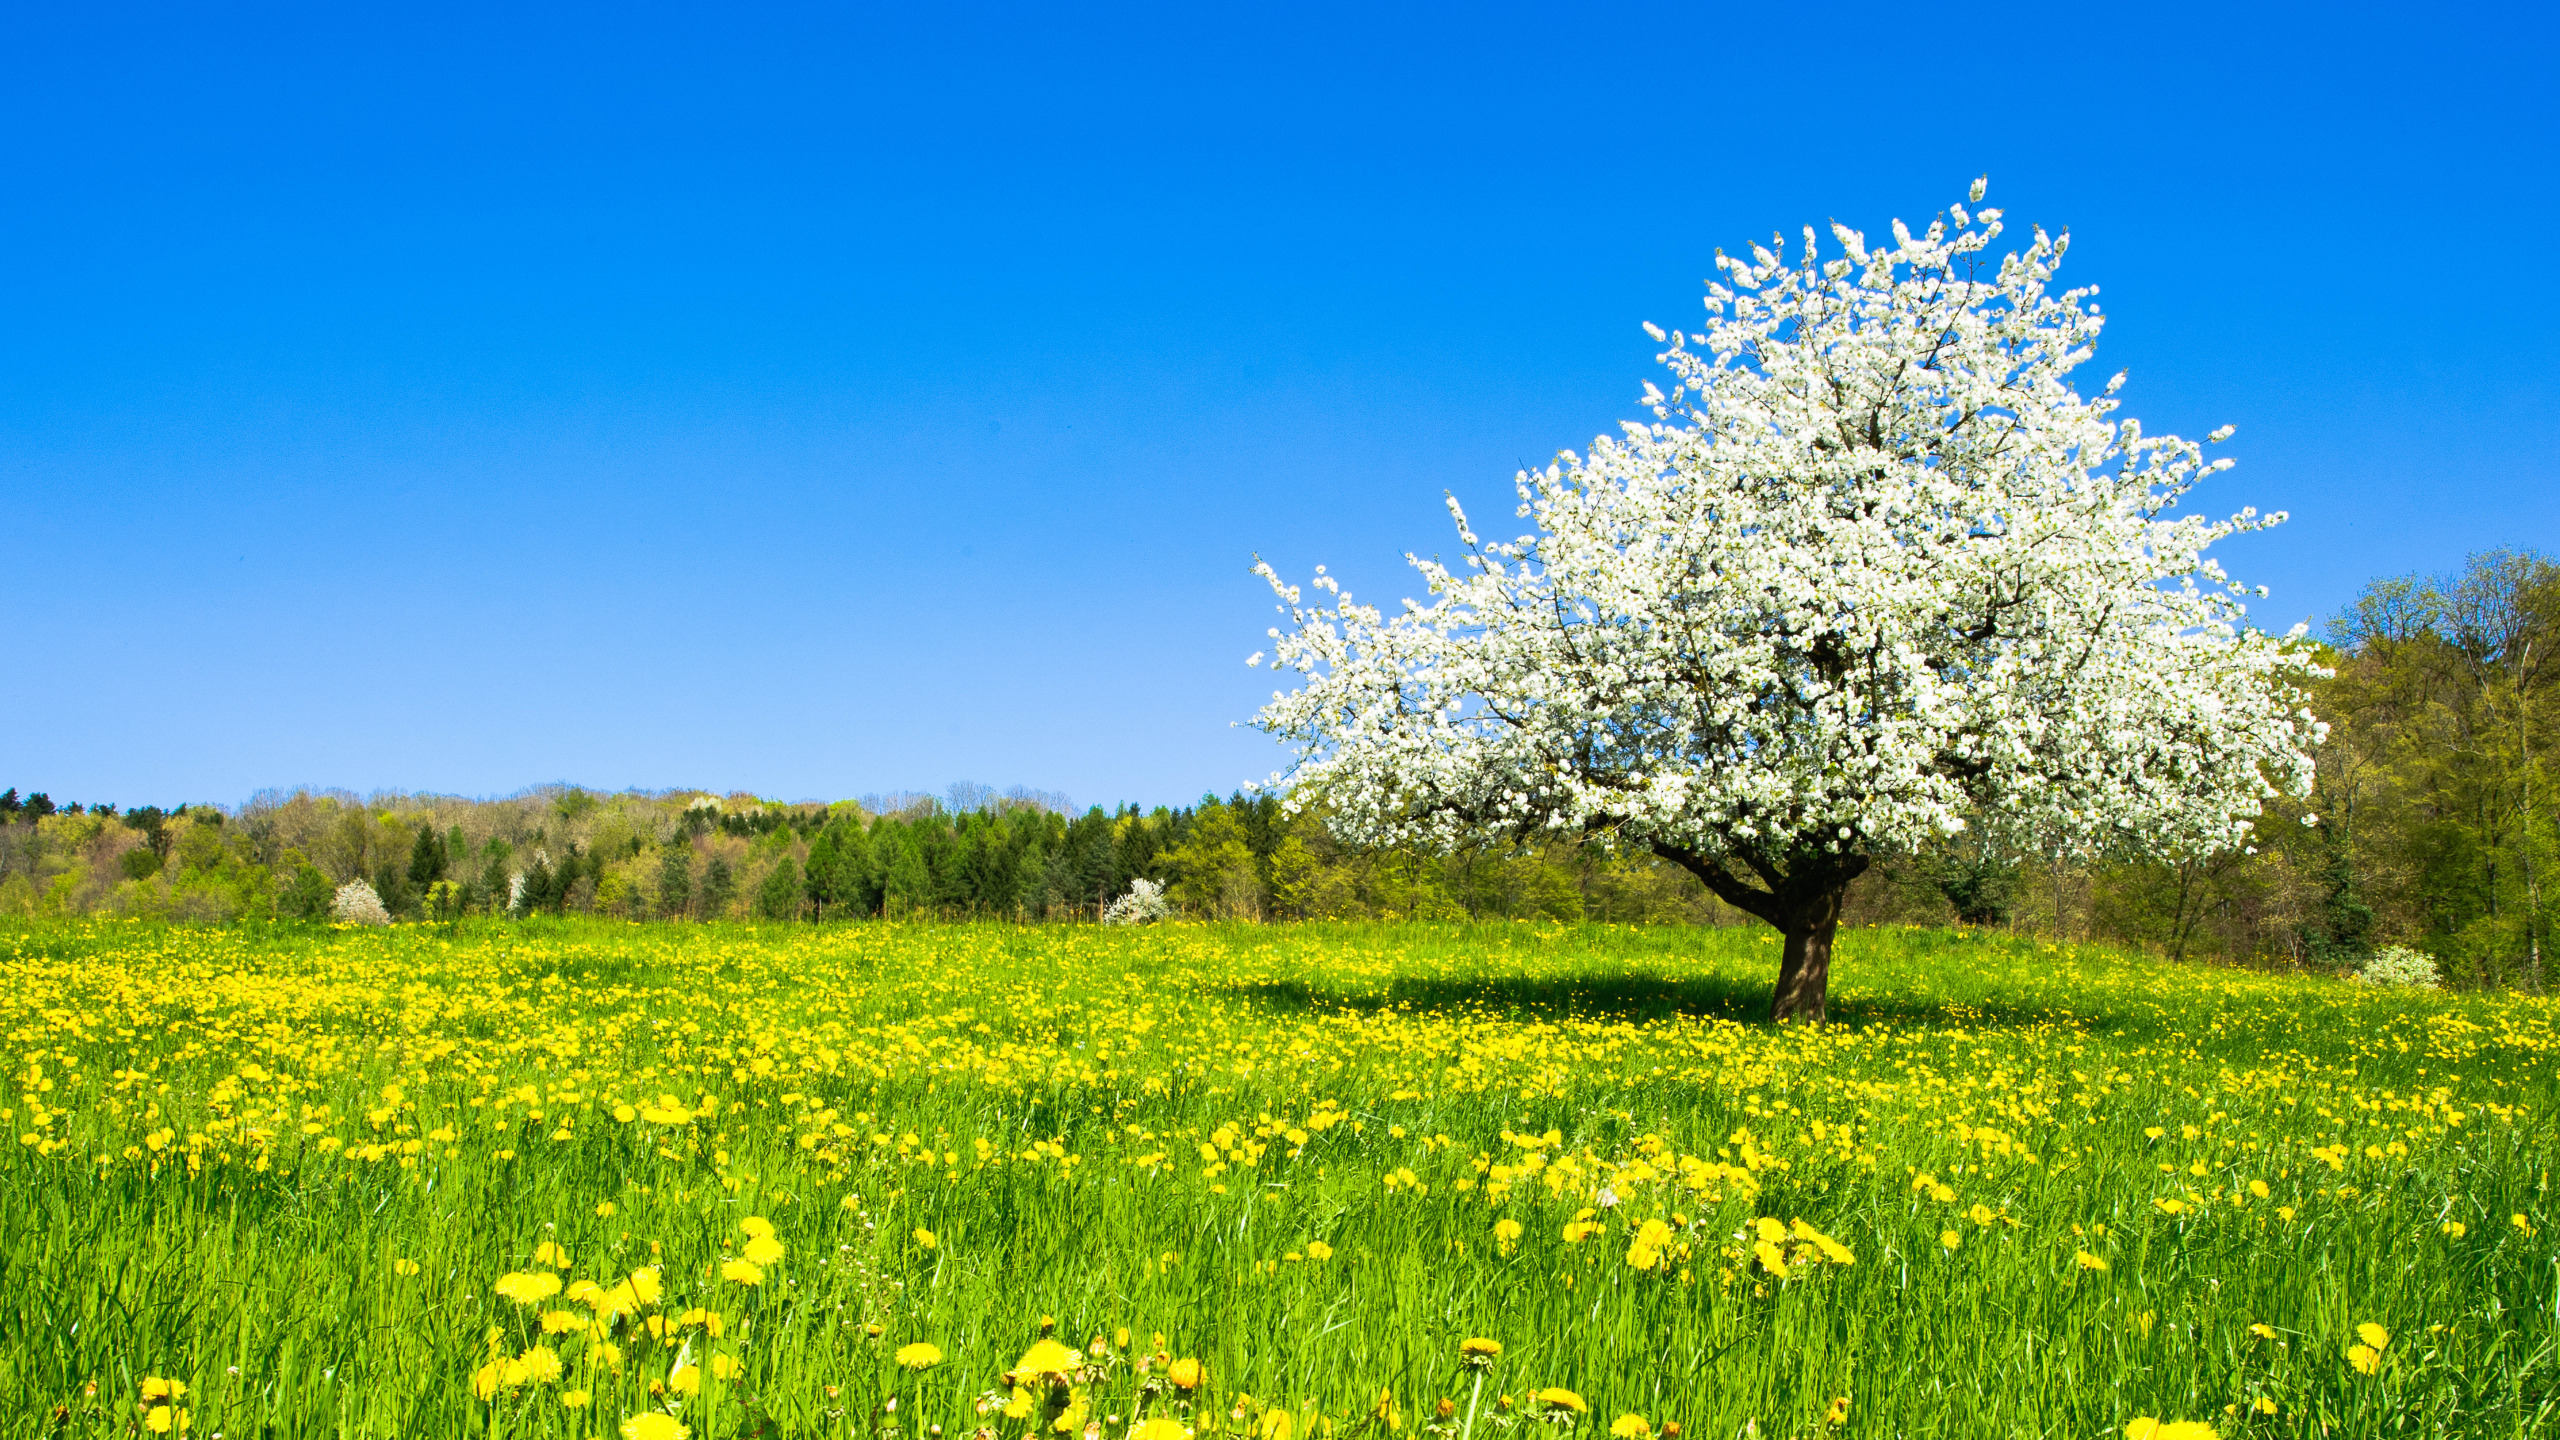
[1,548,2549,985]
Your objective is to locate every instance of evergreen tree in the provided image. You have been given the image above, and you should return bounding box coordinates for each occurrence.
[408,826,447,890]
[373,861,413,918]
[700,855,737,919]
[518,854,553,915]
[755,857,805,920]
[280,863,334,920]
[658,845,694,919]
[883,832,930,916]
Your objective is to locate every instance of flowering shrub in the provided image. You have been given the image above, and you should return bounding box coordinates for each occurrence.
[2355,945,2441,989]
[1103,877,1171,925]
[331,879,391,926]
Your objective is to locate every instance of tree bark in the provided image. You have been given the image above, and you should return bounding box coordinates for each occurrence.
[1768,906,1843,1024]
[1651,839,1866,1024]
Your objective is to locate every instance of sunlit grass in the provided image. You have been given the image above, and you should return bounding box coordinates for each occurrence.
[2,917,2552,1438]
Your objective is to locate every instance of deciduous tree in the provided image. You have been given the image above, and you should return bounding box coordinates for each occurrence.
[1253,180,2324,1021]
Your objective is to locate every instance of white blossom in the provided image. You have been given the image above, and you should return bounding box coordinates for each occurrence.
[1251,181,2326,1019]
[332,879,391,926]
[2354,945,2441,989]
[1103,877,1172,925]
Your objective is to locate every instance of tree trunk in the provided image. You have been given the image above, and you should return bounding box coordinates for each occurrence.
[1769,909,1841,1024]
[1651,839,1865,1024]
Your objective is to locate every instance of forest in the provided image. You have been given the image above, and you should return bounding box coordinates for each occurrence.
[2,551,2550,987]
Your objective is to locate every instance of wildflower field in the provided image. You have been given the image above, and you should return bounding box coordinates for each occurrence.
[3,920,2554,1439]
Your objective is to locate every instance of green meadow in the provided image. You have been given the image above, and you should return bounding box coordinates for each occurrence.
[1,918,2552,1439]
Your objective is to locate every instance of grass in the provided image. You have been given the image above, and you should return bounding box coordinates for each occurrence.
[0,917,2553,1439]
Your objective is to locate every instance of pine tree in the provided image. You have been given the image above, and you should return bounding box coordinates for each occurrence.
[657,845,694,919]
[756,857,805,920]
[700,856,737,920]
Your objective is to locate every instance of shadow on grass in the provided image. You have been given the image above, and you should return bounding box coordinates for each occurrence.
[1225,970,2094,1033]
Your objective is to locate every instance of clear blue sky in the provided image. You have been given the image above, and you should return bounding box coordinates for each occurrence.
[5,1,2553,811]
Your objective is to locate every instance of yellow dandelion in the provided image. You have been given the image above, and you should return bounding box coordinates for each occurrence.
[1537,1389,1589,1415]
[1013,1338,1083,1379]
[2347,1344,2380,1375]
[1610,1417,1652,1439]
[1169,1356,1205,1389]
[495,1271,563,1304]
[2075,1250,2109,1272]
[895,1342,943,1371]
[1939,1230,1962,1250]
[2356,1322,2389,1351]
[2125,1420,2218,1440]
[720,1258,764,1286]
[621,1415,689,1440]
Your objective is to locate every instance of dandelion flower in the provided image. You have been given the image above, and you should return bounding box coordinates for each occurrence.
[743,1234,785,1266]
[1132,1421,1190,1440]
[2248,1323,2276,1340]
[2124,1420,2218,1440]
[1168,1357,1205,1389]
[1013,1338,1083,1380]
[1305,1240,1335,1261]
[2075,1250,2109,1273]
[1611,1417,1652,1439]
[913,1227,937,1249]
[519,1346,564,1384]
[621,1415,690,1440]
[896,1342,944,1371]
[721,1258,764,1286]
[2356,1322,2389,1351]
[496,1271,563,1304]
[562,1390,591,1409]
[1536,1389,1589,1415]
[2347,1344,2380,1375]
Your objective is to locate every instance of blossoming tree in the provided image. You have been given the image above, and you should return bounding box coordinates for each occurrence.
[1250,180,2326,1022]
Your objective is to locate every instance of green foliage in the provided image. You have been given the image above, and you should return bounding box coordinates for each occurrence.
[656,845,695,920]
[280,863,334,920]
[754,856,804,920]
[699,855,737,919]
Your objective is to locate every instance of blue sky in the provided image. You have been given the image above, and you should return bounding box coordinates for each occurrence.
[5,1,2553,811]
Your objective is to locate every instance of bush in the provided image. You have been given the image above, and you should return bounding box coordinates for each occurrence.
[1103,877,1172,925]
[332,879,392,927]
[2355,944,2441,988]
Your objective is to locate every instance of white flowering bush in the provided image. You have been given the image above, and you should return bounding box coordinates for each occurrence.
[332,879,391,927]
[1103,877,1172,925]
[2355,945,2442,989]
[1252,179,2326,1021]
